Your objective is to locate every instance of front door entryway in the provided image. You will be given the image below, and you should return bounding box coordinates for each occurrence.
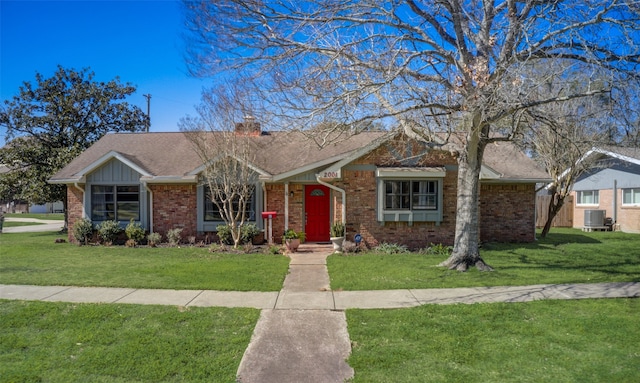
[304,185,330,242]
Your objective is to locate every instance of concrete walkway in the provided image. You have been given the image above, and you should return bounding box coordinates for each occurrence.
[237,245,354,383]
[1,242,639,383]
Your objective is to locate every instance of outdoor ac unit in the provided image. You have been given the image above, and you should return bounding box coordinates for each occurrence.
[584,210,605,227]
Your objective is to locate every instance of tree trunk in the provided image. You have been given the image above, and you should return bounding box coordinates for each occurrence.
[540,191,564,238]
[439,131,493,272]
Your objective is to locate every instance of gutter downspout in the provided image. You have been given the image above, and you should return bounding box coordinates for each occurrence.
[316,175,346,227]
[613,179,617,224]
[144,181,153,233]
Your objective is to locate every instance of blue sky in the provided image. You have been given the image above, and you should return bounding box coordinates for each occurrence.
[1,0,206,143]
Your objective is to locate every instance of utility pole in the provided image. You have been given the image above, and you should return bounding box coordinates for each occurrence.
[143,94,151,132]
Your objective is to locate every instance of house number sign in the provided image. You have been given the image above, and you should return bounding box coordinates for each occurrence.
[321,169,341,179]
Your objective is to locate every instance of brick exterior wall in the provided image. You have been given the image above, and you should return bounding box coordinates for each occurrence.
[332,143,459,249]
[327,143,537,248]
[288,184,305,234]
[572,189,640,233]
[150,184,198,239]
[264,183,305,241]
[264,184,285,241]
[479,183,536,243]
[64,137,539,246]
[67,186,85,243]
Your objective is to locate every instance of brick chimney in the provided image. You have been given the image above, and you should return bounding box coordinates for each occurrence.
[234,115,261,136]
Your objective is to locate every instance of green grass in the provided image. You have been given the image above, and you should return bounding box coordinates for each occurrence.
[0,232,290,291]
[3,213,65,220]
[0,300,258,382]
[329,229,640,290]
[347,298,639,383]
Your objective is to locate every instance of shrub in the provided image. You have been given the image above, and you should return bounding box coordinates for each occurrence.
[265,244,283,255]
[125,219,146,245]
[167,227,183,246]
[422,243,453,256]
[216,224,233,245]
[240,223,262,244]
[374,242,409,254]
[147,232,162,247]
[97,220,122,245]
[73,218,94,245]
[218,223,262,245]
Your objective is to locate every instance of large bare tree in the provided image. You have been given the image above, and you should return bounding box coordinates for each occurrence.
[183,0,639,270]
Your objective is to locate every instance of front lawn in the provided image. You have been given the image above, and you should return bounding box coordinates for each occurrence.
[347,298,639,383]
[0,232,290,291]
[328,229,640,290]
[0,300,258,382]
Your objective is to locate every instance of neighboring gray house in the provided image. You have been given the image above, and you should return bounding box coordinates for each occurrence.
[571,146,640,233]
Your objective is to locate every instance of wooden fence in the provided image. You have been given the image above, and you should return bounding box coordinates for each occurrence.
[536,195,574,228]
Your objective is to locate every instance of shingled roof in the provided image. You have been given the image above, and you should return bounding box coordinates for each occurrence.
[50,131,549,183]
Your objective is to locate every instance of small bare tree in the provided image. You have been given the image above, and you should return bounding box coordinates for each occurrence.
[514,71,615,237]
[180,85,260,248]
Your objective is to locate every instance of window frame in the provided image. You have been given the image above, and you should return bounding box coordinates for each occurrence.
[376,167,445,225]
[203,185,256,222]
[622,188,640,206]
[90,184,140,222]
[384,180,438,211]
[576,190,600,206]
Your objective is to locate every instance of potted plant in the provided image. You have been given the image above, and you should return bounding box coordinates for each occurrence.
[330,222,345,252]
[283,229,301,252]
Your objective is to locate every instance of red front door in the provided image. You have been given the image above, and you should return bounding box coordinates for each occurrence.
[304,185,330,242]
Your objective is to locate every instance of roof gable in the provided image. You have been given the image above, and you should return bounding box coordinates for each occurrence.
[79,151,150,179]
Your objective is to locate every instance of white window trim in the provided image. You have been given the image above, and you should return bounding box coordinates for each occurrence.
[622,188,640,206]
[576,190,600,206]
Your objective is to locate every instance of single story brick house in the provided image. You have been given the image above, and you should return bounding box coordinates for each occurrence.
[571,146,640,233]
[50,125,550,248]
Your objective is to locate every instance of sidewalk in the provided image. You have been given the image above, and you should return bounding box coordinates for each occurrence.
[1,243,638,383]
[2,281,638,309]
[1,217,64,233]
